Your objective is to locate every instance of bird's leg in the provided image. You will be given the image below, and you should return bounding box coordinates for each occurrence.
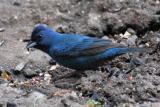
[125,56,135,74]
[100,63,114,78]
[106,64,115,78]
[126,54,145,74]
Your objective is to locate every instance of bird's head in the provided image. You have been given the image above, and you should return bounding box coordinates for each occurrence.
[26,24,57,52]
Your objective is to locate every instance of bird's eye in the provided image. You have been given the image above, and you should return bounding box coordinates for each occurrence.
[37,35,42,39]
[32,35,42,41]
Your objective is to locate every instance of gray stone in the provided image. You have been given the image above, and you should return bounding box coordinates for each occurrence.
[23,68,38,78]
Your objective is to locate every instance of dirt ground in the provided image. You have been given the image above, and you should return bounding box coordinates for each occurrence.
[0,0,160,107]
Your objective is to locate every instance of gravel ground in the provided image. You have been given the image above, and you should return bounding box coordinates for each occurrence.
[0,0,160,107]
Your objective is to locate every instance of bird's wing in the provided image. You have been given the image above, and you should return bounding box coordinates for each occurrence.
[53,37,125,57]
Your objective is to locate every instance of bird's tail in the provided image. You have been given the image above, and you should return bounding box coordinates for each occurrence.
[126,47,149,53]
[106,47,151,59]
[115,47,150,56]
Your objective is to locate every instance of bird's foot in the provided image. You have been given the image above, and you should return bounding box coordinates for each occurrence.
[125,57,144,74]
[100,64,115,78]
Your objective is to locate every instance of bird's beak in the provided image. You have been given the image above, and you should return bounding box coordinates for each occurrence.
[26,41,37,49]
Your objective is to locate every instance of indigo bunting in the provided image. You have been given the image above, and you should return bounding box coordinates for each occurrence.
[27,24,146,71]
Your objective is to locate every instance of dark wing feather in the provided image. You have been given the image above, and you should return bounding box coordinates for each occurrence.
[53,38,125,57]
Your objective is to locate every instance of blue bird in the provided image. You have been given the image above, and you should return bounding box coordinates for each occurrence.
[27,24,146,71]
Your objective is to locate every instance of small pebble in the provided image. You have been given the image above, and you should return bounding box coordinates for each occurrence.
[127,35,137,46]
[23,68,38,78]
[44,72,51,84]
[128,75,133,81]
[14,62,26,74]
[39,73,43,76]
[19,39,23,42]
[0,40,5,47]
[13,1,21,6]
[7,102,17,107]
[157,85,160,91]
[145,42,150,47]
[25,51,30,55]
[127,28,136,35]
[49,64,59,70]
[61,91,81,107]
[14,15,18,20]
[0,28,5,32]
[120,31,132,39]
[102,36,109,40]
[156,0,160,4]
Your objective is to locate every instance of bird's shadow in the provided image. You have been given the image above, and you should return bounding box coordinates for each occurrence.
[48,67,85,89]
[48,66,108,89]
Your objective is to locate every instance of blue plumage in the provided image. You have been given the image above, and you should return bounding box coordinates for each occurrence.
[27,24,146,70]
